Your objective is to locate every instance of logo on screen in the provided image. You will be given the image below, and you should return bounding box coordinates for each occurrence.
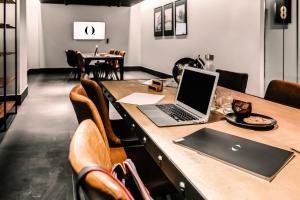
[85,26,95,35]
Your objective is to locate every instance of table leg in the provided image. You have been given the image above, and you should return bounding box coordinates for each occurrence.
[120,58,124,80]
[84,59,91,74]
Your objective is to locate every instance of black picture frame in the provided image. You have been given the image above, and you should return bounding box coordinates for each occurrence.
[175,0,187,36]
[154,6,163,37]
[164,3,174,36]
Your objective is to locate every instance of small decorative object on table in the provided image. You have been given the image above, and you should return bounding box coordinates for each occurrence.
[204,54,215,71]
[94,45,98,56]
[148,80,163,92]
[172,57,204,84]
[225,99,277,130]
[99,53,107,57]
[232,99,252,118]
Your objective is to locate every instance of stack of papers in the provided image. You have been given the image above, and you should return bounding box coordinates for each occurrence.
[117,92,165,105]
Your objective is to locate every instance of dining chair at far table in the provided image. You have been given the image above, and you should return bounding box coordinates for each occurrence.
[109,49,116,54]
[81,77,139,146]
[107,50,126,80]
[77,51,101,80]
[216,69,248,93]
[69,119,135,200]
[65,49,80,79]
[265,80,300,109]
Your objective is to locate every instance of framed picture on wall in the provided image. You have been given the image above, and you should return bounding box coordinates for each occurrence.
[164,3,174,36]
[154,6,163,37]
[175,0,187,36]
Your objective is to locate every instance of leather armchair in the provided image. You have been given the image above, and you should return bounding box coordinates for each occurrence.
[69,119,133,200]
[265,80,300,109]
[69,85,126,164]
[80,77,139,146]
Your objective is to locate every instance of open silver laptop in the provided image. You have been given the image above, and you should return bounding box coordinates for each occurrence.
[137,67,219,127]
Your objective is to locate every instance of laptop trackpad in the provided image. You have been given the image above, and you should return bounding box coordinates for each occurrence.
[141,105,177,124]
[148,110,177,125]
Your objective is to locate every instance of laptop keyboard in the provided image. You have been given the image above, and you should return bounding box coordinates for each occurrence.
[156,104,198,122]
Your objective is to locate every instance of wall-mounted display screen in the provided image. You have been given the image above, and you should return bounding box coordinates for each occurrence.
[73,22,105,40]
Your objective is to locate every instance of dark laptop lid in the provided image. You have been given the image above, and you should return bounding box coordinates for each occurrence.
[174,128,294,181]
[175,67,219,118]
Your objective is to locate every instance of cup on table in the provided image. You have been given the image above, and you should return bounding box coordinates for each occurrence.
[222,94,233,114]
[213,88,233,114]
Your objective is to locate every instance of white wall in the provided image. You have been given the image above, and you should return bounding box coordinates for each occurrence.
[27,4,133,69]
[138,0,265,96]
[27,0,43,70]
[127,3,142,66]
[18,0,28,94]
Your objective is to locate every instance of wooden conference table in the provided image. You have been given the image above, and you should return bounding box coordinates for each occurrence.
[81,53,125,80]
[100,80,300,199]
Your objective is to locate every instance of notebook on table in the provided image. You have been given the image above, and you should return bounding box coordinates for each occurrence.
[174,128,295,181]
[137,67,219,127]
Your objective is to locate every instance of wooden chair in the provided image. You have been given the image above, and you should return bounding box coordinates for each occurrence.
[69,119,133,200]
[81,77,139,146]
[77,51,101,81]
[216,69,248,93]
[65,49,80,79]
[69,85,126,164]
[109,49,116,54]
[115,51,126,69]
[265,80,300,109]
[76,51,88,75]
[107,50,126,80]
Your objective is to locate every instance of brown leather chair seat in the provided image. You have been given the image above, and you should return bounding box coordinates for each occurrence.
[265,80,300,109]
[216,69,248,93]
[69,119,133,200]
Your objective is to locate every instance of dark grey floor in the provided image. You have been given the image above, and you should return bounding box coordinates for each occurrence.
[0,71,157,200]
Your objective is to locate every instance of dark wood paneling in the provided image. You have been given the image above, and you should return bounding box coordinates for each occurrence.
[39,0,144,7]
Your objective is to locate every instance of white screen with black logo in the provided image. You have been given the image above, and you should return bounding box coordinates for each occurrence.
[73,22,105,40]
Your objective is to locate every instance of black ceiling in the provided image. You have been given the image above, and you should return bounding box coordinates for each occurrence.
[39,0,144,7]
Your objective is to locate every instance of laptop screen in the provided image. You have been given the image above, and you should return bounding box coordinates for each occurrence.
[177,69,217,115]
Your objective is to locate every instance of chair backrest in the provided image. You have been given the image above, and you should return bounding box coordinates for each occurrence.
[109,49,115,54]
[119,50,126,58]
[114,50,121,55]
[265,80,300,109]
[81,78,121,145]
[69,85,110,148]
[76,51,86,71]
[216,69,248,93]
[69,119,132,200]
[65,49,78,67]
